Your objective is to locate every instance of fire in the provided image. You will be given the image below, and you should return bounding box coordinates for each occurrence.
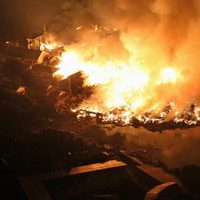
[54,51,81,79]
[34,0,200,131]
[161,67,179,84]
[47,45,200,128]
[52,48,183,116]
[54,50,150,88]
[40,28,200,128]
[40,42,61,51]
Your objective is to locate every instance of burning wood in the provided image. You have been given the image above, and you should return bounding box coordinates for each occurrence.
[74,102,200,132]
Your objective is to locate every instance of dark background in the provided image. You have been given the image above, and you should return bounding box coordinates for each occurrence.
[0,0,62,40]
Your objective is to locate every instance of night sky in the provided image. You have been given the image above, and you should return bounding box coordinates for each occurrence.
[0,0,62,40]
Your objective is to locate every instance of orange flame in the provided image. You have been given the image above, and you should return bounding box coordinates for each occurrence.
[52,47,185,120]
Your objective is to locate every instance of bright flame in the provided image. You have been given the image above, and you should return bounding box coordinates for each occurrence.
[50,41,188,126]
[40,42,61,51]
[54,52,81,79]
[161,67,179,84]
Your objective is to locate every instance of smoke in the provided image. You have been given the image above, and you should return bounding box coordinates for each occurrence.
[49,0,199,55]
[105,126,200,168]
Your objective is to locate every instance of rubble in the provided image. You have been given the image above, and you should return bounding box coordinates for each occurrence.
[144,182,182,200]
[19,160,146,200]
